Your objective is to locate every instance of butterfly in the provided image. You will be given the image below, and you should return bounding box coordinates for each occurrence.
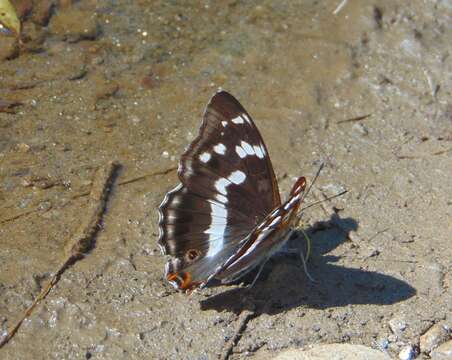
[158,91,309,291]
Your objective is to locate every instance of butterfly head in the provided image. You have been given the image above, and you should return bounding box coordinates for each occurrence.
[277,176,307,228]
[164,259,202,291]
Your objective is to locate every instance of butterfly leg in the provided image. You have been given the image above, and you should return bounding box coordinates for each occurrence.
[280,229,311,259]
[297,228,316,282]
[280,234,316,282]
[247,258,270,289]
[298,249,316,283]
[277,246,316,282]
[220,258,269,287]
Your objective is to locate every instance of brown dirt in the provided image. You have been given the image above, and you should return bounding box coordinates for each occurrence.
[0,1,451,359]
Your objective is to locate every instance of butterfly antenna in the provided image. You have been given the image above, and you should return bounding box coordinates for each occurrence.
[293,163,346,284]
[295,162,325,224]
[292,163,324,258]
[299,162,324,205]
[299,189,348,212]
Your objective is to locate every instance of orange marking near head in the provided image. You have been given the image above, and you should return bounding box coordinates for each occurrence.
[167,271,193,291]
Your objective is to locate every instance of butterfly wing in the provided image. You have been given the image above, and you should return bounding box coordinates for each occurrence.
[208,177,307,286]
[158,91,281,290]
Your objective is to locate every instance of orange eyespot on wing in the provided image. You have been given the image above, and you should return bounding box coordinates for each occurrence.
[185,249,202,263]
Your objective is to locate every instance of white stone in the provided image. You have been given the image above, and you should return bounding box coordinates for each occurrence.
[270,344,391,360]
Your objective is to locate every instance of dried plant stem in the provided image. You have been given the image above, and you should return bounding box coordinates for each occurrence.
[337,114,372,124]
[220,305,256,360]
[333,0,348,15]
[0,161,119,348]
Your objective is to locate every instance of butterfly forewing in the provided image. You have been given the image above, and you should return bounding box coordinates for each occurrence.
[158,91,281,290]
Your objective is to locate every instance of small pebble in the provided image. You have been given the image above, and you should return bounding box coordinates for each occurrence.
[272,344,391,359]
[398,345,417,360]
[379,338,390,349]
[156,289,170,298]
[352,122,369,136]
[37,201,52,212]
[420,323,449,353]
[367,248,380,258]
[430,339,452,359]
[312,324,321,332]
[17,143,31,153]
[21,178,33,187]
[388,334,398,342]
[389,317,407,336]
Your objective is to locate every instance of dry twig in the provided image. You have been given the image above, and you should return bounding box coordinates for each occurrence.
[0,99,22,113]
[395,147,452,159]
[0,161,119,348]
[337,114,372,124]
[219,306,256,360]
[333,0,348,15]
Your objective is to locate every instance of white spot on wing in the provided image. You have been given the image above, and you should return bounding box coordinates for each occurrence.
[228,170,246,185]
[215,194,228,203]
[269,215,282,228]
[242,113,252,124]
[205,202,228,257]
[290,194,301,205]
[214,143,227,155]
[241,141,255,155]
[208,170,248,258]
[221,121,228,127]
[215,178,229,195]
[284,195,301,210]
[232,116,244,124]
[199,152,211,163]
[270,208,280,217]
[235,145,247,158]
[253,145,264,158]
[215,169,246,195]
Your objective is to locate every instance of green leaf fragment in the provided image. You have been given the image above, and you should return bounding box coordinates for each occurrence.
[0,0,21,36]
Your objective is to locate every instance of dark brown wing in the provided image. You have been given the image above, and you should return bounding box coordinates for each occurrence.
[158,91,281,290]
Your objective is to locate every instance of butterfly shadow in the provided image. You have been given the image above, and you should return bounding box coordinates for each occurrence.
[199,213,416,315]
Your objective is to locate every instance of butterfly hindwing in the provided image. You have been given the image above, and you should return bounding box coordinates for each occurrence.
[209,177,307,286]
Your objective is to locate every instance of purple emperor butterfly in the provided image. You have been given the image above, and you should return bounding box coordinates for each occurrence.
[158,91,307,291]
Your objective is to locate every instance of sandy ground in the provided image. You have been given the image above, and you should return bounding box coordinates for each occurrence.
[0,1,451,359]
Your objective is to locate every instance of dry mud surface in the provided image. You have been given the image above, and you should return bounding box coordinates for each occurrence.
[0,1,451,359]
